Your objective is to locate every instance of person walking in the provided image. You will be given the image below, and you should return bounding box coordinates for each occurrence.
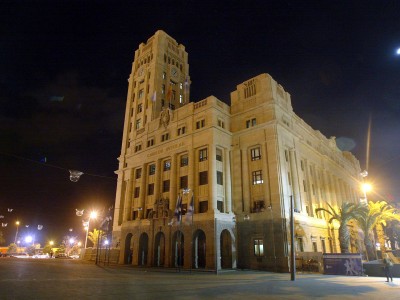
[383,254,394,282]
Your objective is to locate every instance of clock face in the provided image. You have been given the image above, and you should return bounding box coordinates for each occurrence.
[170,67,178,77]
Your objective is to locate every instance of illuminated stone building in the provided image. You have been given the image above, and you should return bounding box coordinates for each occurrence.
[112,30,363,272]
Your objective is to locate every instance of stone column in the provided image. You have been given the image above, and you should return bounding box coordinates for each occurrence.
[209,145,217,212]
[139,163,148,219]
[241,149,250,213]
[224,147,232,213]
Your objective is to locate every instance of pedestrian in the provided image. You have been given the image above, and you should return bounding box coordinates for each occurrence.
[383,254,394,282]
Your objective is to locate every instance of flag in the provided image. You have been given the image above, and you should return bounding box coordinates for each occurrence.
[151,91,157,102]
[174,194,182,223]
[185,193,194,224]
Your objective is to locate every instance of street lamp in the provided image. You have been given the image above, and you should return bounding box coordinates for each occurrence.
[84,211,97,248]
[14,221,20,244]
[360,170,371,204]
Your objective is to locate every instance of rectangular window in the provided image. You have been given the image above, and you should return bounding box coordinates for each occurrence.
[254,239,264,257]
[217,200,224,212]
[253,200,265,213]
[138,103,143,113]
[296,237,304,252]
[321,240,326,253]
[252,170,263,185]
[251,147,261,161]
[162,180,170,192]
[147,138,154,147]
[180,155,188,167]
[135,168,142,179]
[199,148,208,162]
[161,133,169,142]
[149,164,156,175]
[177,126,186,136]
[196,119,205,129]
[199,201,208,213]
[216,148,223,161]
[303,180,307,192]
[135,119,141,129]
[134,187,140,198]
[218,119,225,129]
[199,171,208,185]
[163,160,171,171]
[246,118,257,128]
[217,171,223,185]
[180,175,188,189]
[138,89,144,99]
[312,242,318,252]
[162,84,165,94]
[148,183,154,195]
[135,144,142,153]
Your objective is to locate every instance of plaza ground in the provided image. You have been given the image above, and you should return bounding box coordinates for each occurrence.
[0,258,399,299]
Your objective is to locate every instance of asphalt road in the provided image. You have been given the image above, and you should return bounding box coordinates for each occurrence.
[0,258,399,299]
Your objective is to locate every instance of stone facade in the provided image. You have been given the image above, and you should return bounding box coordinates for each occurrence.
[112,30,363,272]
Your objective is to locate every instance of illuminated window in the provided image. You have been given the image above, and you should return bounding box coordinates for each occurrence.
[135,119,141,129]
[199,148,208,162]
[252,170,263,185]
[149,164,156,175]
[251,147,261,161]
[138,89,144,99]
[163,160,171,171]
[216,148,223,161]
[180,155,188,167]
[254,239,264,257]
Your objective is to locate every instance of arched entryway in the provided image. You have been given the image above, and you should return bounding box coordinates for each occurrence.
[192,229,206,269]
[220,229,232,269]
[154,232,165,267]
[138,233,148,266]
[172,230,184,267]
[124,233,134,265]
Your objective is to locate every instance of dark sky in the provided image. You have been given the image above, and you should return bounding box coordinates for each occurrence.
[1,0,399,246]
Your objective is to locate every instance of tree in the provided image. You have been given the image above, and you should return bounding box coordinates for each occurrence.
[316,202,364,253]
[356,201,400,260]
[88,229,104,248]
[7,243,18,253]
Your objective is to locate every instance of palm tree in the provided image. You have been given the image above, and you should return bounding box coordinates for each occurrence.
[356,201,400,260]
[88,228,104,248]
[316,202,364,253]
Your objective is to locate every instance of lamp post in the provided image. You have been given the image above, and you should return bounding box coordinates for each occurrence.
[84,211,97,249]
[360,170,370,204]
[14,221,20,244]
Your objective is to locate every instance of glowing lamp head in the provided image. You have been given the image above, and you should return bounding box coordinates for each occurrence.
[16,221,20,226]
[69,238,75,244]
[25,236,33,243]
[90,211,98,219]
[362,183,372,193]
[49,241,54,246]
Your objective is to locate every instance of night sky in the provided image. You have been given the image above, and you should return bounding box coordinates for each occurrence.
[1,1,399,246]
